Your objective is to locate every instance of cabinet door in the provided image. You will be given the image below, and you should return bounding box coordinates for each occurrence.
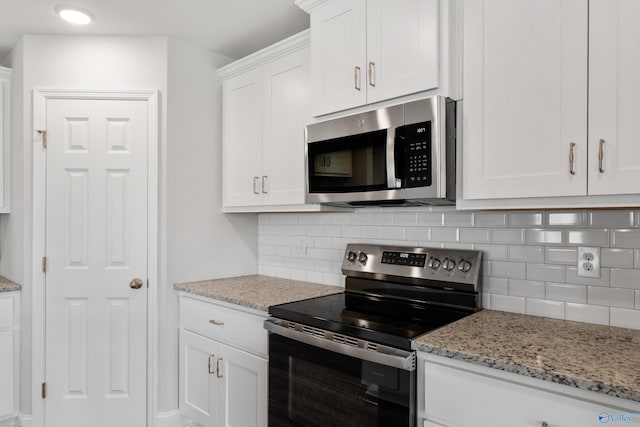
[366,0,439,104]
[179,330,219,427]
[588,0,640,196]
[218,343,267,427]
[0,67,10,213]
[261,47,311,206]
[0,330,13,417]
[462,0,588,200]
[310,0,367,116]
[222,69,263,207]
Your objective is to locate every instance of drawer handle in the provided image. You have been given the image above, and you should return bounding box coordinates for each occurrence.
[569,142,576,175]
[598,138,605,173]
[216,358,223,378]
[368,61,375,87]
[209,320,225,326]
[354,66,361,91]
[208,354,216,375]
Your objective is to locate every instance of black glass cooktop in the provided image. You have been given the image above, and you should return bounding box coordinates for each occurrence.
[269,292,471,351]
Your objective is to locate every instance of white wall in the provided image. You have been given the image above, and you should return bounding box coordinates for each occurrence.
[258,207,640,330]
[0,35,258,421]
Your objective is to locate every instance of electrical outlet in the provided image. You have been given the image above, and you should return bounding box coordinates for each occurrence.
[577,246,600,278]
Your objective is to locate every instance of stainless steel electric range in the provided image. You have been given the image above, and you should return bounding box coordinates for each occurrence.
[265,243,482,427]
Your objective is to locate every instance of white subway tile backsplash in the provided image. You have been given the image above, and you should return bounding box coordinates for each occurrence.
[509,279,545,298]
[369,212,394,225]
[492,229,526,244]
[610,268,640,290]
[567,229,609,247]
[636,249,640,268]
[290,269,307,281]
[484,277,509,295]
[611,229,640,248]
[527,229,563,245]
[491,294,526,314]
[314,237,332,249]
[431,227,459,242]
[589,210,634,228]
[636,290,640,309]
[546,211,587,228]
[444,243,474,250]
[527,264,565,282]
[545,247,578,265]
[546,283,587,303]
[350,212,371,225]
[565,303,609,325]
[601,248,634,268]
[509,212,544,227]
[360,226,382,239]
[305,271,323,283]
[444,212,474,227]
[459,228,491,244]
[565,267,610,286]
[491,261,526,279]
[474,212,507,227]
[588,286,635,309]
[508,245,544,263]
[340,225,361,238]
[406,226,430,241]
[282,214,300,225]
[322,272,343,287]
[417,212,444,226]
[393,213,418,226]
[475,244,508,261]
[381,226,405,240]
[610,308,640,330]
[526,299,565,320]
[482,293,491,309]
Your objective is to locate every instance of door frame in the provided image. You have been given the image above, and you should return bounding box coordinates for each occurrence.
[31,89,159,427]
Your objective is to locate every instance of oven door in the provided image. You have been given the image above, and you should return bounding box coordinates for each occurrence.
[266,319,415,427]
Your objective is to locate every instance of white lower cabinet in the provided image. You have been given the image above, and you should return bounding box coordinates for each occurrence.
[179,295,268,427]
[419,353,640,427]
[0,292,19,423]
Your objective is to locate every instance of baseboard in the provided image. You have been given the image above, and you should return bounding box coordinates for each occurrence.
[156,410,181,427]
[19,413,32,427]
[0,415,17,427]
[0,413,30,427]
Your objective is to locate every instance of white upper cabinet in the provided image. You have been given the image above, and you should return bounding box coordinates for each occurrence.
[461,0,640,208]
[588,0,640,196]
[462,0,588,200]
[0,66,10,213]
[301,0,450,117]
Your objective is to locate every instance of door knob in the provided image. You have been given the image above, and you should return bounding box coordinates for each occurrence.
[130,278,144,289]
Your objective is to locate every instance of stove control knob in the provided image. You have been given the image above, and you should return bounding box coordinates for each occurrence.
[357,252,368,265]
[428,257,441,270]
[458,260,473,274]
[443,258,457,272]
[347,251,357,262]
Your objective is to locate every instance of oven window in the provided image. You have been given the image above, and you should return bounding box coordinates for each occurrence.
[308,129,388,193]
[269,334,414,427]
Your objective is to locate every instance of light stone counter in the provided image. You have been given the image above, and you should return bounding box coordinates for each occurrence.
[413,310,640,402]
[0,275,20,292]
[174,275,342,312]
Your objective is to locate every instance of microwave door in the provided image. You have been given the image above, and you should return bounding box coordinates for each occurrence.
[386,127,401,189]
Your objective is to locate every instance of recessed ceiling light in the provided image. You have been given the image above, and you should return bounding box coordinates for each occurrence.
[55,5,94,25]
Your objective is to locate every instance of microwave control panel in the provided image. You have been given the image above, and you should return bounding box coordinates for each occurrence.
[400,121,432,187]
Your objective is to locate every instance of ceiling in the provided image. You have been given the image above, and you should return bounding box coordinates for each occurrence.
[0,0,310,61]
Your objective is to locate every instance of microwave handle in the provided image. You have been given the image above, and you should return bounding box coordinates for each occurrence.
[386,129,402,189]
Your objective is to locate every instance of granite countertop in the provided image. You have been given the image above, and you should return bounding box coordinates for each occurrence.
[174,275,342,312]
[413,310,640,402]
[0,275,20,292]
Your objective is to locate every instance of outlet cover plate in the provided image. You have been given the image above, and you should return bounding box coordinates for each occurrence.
[577,246,600,278]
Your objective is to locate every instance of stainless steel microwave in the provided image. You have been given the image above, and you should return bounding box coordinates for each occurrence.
[305,97,456,207]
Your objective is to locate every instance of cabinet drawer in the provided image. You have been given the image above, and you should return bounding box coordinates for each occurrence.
[180,297,267,357]
[0,298,13,329]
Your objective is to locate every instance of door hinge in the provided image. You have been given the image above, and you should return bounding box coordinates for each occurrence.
[42,382,47,399]
[36,129,47,149]
[42,256,47,273]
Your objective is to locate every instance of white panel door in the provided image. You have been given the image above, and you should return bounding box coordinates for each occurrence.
[462,0,588,200]
[218,343,267,427]
[366,0,439,104]
[179,330,219,427]
[310,0,367,116]
[588,0,640,196]
[222,69,263,207]
[261,47,311,206]
[45,98,148,427]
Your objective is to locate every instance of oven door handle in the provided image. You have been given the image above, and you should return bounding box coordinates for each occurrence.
[264,318,416,371]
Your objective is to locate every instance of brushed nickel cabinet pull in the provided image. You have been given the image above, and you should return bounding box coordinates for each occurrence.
[208,354,216,374]
[262,176,268,194]
[569,142,576,175]
[598,138,605,173]
[216,358,223,378]
[253,176,259,195]
[368,61,376,87]
[209,319,224,326]
[354,66,361,91]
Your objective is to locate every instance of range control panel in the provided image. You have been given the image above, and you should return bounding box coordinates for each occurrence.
[342,244,482,289]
